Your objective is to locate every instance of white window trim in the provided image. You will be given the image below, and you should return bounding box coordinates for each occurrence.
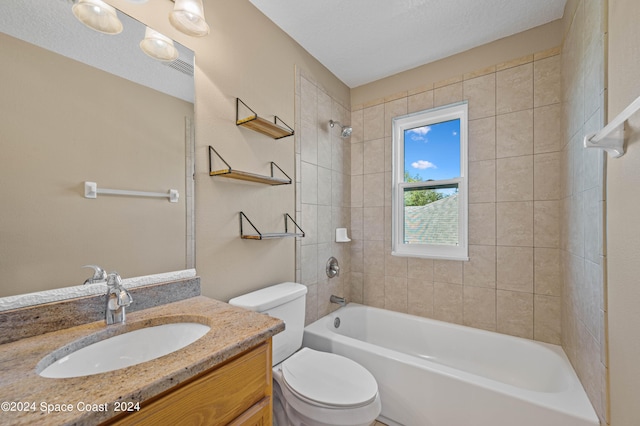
[391,101,469,261]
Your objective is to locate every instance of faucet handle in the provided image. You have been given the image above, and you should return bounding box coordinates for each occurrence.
[82,265,106,284]
[106,271,123,287]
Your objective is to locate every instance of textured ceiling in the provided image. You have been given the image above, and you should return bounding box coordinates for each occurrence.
[249,0,567,88]
[0,0,194,102]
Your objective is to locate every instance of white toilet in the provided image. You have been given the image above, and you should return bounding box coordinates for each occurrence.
[229,282,381,426]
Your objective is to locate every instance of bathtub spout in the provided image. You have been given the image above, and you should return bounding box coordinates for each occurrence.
[330,295,346,307]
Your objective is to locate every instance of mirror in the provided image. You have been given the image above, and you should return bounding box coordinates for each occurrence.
[0,0,195,299]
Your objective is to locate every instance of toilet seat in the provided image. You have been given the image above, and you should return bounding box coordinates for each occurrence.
[281,348,378,408]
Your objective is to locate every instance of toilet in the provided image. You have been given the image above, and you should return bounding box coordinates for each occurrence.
[229,282,381,426]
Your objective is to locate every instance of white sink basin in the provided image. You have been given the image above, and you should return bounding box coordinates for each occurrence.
[39,322,210,378]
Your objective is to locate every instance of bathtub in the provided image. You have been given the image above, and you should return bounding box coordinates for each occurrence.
[302,304,599,426]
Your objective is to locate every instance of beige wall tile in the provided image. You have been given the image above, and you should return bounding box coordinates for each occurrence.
[385,276,408,313]
[351,142,364,175]
[364,273,385,308]
[434,82,463,107]
[469,203,496,246]
[363,206,384,241]
[534,152,561,200]
[408,279,434,317]
[385,252,408,277]
[534,247,561,296]
[434,75,463,88]
[350,239,363,273]
[464,286,497,331]
[496,156,534,202]
[363,138,385,174]
[496,110,534,158]
[363,103,384,141]
[534,294,561,344]
[463,245,496,288]
[534,46,561,61]
[305,283,318,325]
[363,239,384,276]
[534,104,562,154]
[434,259,463,284]
[497,201,534,246]
[469,117,496,162]
[433,282,463,324]
[408,257,434,280]
[351,174,363,207]
[408,90,434,114]
[464,65,496,80]
[463,73,496,120]
[497,246,534,292]
[534,55,562,107]
[350,108,364,144]
[497,290,534,338]
[496,63,533,114]
[534,200,560,248]
[363,172,385,207]
[496,54,533,71]
[349,272,364,304]
[385,97,408,137]
[469,160,496,203]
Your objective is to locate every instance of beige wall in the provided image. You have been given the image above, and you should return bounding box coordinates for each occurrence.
[107,0,350,302]
[559,0,608,423]
[295,70,351,324]
[0,33,191,296]
[606,0,640,424]
[348,48,563,343]
[351,20,563,107]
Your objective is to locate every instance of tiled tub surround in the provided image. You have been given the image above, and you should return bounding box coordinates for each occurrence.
[0,294,283,425]
[295,68,352,324]
[350,47,563,344]
[560,1,608,423]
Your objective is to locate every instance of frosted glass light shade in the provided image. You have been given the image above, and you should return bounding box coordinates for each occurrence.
[140,27,179,62]
[72,0,123,35]
[169,0,210,37]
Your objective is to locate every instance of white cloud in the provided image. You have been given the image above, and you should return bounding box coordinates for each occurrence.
[411,160,437,170]
[407,126,431,140]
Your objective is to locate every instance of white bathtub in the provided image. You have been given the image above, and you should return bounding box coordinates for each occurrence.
[302,304,599,426]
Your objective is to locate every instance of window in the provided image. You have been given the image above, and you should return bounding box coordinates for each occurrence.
[391,102,468,260]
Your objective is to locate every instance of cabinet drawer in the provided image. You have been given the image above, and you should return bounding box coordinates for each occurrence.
[109,340,272,426]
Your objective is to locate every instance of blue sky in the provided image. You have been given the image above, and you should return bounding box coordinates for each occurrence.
[404,118,460,181]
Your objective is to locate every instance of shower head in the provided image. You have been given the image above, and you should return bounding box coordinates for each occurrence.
[329,119,352,138]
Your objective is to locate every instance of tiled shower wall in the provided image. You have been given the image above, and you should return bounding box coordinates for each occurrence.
[560,0,607,423]
[295,69,351,325]
[349,48,563,344]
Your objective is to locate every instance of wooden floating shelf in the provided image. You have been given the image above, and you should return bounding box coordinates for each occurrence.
[236,98,294,140]
[209,146,292,186]
[240,212,305,240]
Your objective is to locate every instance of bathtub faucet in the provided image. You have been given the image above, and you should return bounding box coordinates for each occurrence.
[330,295,346,307]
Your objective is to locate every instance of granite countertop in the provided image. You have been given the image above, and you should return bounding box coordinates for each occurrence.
[0,296,284,425]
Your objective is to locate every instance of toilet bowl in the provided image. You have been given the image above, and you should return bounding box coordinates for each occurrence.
[229,283,381,426]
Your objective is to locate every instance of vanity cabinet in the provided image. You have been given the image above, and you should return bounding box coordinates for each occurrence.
[105,340,273,426]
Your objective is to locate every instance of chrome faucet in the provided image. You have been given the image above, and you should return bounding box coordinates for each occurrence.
[330,295,346,307]
[82,265,107,285]
[105,272,133,325]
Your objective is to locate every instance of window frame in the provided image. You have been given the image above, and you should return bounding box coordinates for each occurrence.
[391,101,469,261]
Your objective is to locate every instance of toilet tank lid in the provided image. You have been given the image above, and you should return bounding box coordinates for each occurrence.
[228,282,307,312]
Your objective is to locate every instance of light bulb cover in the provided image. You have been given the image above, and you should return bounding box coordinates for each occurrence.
[169,0,210,37]
[140,27,179,62]
[72,0,123,35]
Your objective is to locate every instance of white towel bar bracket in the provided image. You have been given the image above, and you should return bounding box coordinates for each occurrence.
[584,94,640,158]
[583,128,625,158]
[84,181,179,203]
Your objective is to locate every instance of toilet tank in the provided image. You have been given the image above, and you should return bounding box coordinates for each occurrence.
[228,282,307,366]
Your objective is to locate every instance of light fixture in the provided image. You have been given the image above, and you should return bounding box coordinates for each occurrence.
[140,27,179,62]
[72,0,123,35]
[169,0,210,37]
